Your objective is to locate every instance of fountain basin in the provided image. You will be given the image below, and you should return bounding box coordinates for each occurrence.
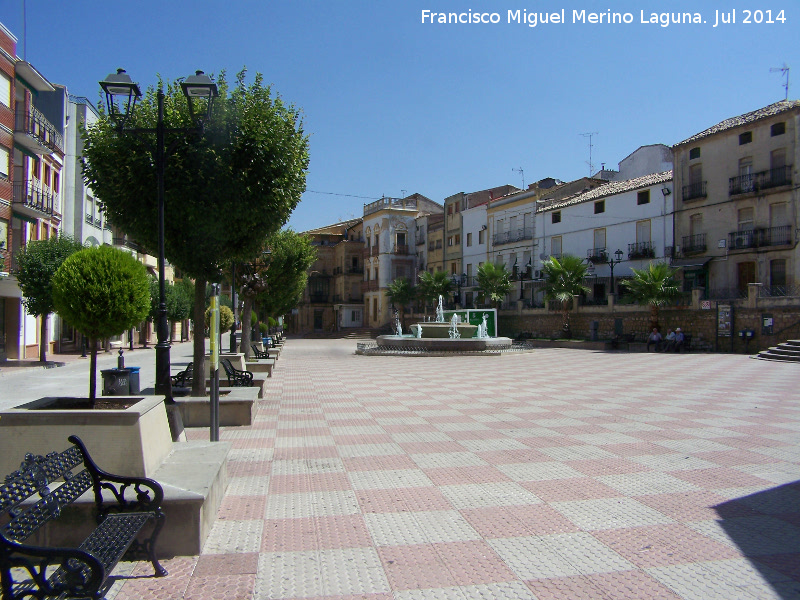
[376,335,512,352]
[411,322,478,338]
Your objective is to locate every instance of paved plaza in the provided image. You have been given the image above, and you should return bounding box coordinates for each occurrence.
[2,339,800,599]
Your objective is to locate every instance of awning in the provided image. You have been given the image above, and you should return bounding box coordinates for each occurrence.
[671,257,712,270]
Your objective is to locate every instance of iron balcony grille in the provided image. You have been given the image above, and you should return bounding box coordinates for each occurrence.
[360,280,379,292]
[628,241,655,260]
[682,181,707,201]
[492,227,533,246]
[347,266,363,274]
[12,180,55,215]
[112,237,140,251]
[681,233,706,255]
[587,248,608,263]
[361,247,372,258]
[14,106,64,153]
[393,244,409,255]
[729,165,792,196]
[309,293,329,303]
[728,225,791,249]
[85,213,94,225]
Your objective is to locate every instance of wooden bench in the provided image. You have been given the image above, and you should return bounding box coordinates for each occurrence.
[0,435,166,600]
[221,357,254,387]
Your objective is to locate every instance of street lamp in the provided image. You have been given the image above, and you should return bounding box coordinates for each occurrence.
[100,68,218,402]
[587,248,624,297]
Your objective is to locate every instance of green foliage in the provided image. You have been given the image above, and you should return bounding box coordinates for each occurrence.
[268,316,277,328]
[542,255,590,304]
[14,235,84,318]
[619,262,680,328]
[205,304,234,332]
[386,277,416,309]
[169,280,193,321]
[174,278,196,319]
[256,230,317,318]
[476,263,512,306]
[417,271,453,306]
[82,70,309,281]
[259,322,269,335]
[53,246,150,339]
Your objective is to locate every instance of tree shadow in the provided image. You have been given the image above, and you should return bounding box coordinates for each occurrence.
[713,481,800,599]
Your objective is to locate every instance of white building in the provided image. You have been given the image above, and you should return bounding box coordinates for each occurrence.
[461,201,488,307]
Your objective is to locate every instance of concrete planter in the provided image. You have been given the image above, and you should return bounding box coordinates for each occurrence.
[175,387,259,427]
[0,395,173,478]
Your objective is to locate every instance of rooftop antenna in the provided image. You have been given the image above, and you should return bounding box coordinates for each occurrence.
[401,189,407,199]
[770,64,790,100]
[580,132,599,177]
[512,167,525,189]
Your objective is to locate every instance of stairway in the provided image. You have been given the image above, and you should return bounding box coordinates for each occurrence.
[756,339,800,363]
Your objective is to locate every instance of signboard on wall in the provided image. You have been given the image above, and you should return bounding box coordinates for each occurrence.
[717,303,732,337]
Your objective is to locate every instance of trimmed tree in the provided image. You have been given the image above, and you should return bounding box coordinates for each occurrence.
[476,262,513,309]
[83,70,309,395]
[386,277,416,330]
[52,246,150,401]
[619,262,680,330]
[13,235,84,362]
[542,254,590,338]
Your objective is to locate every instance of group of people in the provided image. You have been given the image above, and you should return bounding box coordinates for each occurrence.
[646,327,686,353]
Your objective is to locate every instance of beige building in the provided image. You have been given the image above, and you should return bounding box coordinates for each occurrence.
[672,100,800,297]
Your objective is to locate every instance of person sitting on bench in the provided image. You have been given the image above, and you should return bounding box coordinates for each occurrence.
[673,328,685,352]
[646,328,663,352]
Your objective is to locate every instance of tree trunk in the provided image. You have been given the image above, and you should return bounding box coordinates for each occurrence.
[39,315,48,363]
[192,278,207,397]
[89,337,97,403]
[650,304,660,330]
[241,296,253,360]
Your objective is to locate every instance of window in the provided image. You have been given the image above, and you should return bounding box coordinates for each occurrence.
[551,211,561,224]
[0,145,8,179]
[689,163,703,185]
[447,205,453,215]
[770,259,786,288]
[447,236,453,246]
[374,234,379,248]
[0,72,10,107]
[771,122,786,136]
[636,220,651,244]
[689,147,701,160]
[466,263,472,277]
[454,234,460,245]
[593,228,606,250]
[594,200,605,214]
[53,172,60,193]
[450,262,457,275]
[771,148,786,170]
[770,202,788,228]
[739,131,752,145]
[637,190,650,205]
[478,229,485,244]
[550,236,562,257]
[466,232,472,247]
[738,207,754,231]
[690,213,703,237]
[739,157,753,192]
[0,218,8,251]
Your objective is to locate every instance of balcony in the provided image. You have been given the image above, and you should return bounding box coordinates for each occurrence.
[392,244,409,255]
[12,180,55,218]
[729,166,792,196]
[347,266,364,275]
[492,227,533,246]
[360,280,379,293]
[728,226,792,250]
[681,233,706,255]
[586,248,608,263]
[14,107,63,155]
[628,241,655,260]
[361,247,372,259]
[113,236,141,252]
[682,181,707,202]
[85,213,94,225]
[309,292,329,303]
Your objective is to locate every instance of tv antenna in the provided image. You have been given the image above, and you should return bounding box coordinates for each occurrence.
[512,167,525,189]
[580,132,599,177]
[770,64,790,100]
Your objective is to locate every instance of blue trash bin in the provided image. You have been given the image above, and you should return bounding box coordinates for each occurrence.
[128,366,141,394]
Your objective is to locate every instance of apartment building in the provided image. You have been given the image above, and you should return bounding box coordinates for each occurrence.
[0,23,65,360]
[672,100,800,298]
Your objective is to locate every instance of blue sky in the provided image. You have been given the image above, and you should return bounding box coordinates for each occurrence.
[2,1,797,232]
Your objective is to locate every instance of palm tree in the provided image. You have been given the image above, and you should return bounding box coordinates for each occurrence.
[476,262,513,308]
[386,277,416,329]
[619,262,680,330]
[417,271,453,314]
[542,254,590,338]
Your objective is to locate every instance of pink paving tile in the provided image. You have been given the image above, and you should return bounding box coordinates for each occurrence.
[278,427,332,437]
[520,478,622,502]
[192,552,259,575]
[183,574,255,600]
[527,570,682,600]
[227,460,272,478]
[261,514,372,551]
[341,454,419,471]
[269,472,353,494]
[461,504,580,537]
[425,415,475,423]
[378,543,457,590]
[525,574,608,600]
[474,449,553,465]
[568,458,649,477]
[671,467,774,489]
[216,495,267,521]
[717,436,791,451]
[698,449,782,467]
[314,514,374,549]
[424,465,511,486]
[445,430,504,441]
[603,443,675,457]
[430,539,518,585]
[624,429,694,441]
[592,523,740,568]
[114,556,198,600]
[229,438,274,449]
[518,436,574,449]
[272,445,340,460]
[548,426,605,435]
[638,490,755,522]
[356,486,453,513]
[332,433,395,445]
[398,441,466,454]
[326,418,381,427]
[381,424,439,434]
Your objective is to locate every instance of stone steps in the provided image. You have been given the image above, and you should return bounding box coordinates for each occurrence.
[756,339,800,363]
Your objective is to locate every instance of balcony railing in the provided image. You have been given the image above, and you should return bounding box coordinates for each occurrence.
[728,225,791,250]
[113,236,140,252]
[309,292,329,303]
[14,106,63,154]
[12,180,55,216]
[85,214,94,225]
[681,234,706,255]
[361,247,372,258]
[392,244,409,255]
[360,280,379,292]
[587,248,608,263]
[628,241,655,260]
[729,166,792,196]
[682,181,707,201]
[347,266,363,275]
[492,227,533,246]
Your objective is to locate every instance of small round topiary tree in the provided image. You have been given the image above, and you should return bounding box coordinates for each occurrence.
[52,246,150,401]
[204,305,234,333]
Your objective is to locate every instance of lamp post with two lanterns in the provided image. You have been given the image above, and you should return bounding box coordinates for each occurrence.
[586,248,624,298]
[99,68,218,402]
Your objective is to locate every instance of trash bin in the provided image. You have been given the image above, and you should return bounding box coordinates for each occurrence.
[590,320,599,341]
[101,368,131,396]
[127,366,141,394]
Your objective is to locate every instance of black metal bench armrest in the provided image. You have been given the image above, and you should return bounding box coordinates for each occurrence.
[251,345,269,359]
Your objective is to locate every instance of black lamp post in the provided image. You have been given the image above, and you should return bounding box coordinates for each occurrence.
[100,68,218,402]
[587,248,624,297]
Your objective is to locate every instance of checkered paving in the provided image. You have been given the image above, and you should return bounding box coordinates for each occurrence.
[110,340,800,599]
